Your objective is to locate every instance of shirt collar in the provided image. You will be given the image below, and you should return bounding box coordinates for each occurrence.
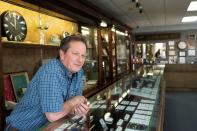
[57,58,73,78]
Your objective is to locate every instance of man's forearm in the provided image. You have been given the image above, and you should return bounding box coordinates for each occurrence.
[45,99,74,122]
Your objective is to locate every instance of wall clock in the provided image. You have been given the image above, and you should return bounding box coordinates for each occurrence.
[1,10,27,41]
[178,41,187,50]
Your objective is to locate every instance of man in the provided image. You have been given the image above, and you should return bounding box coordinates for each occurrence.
[5,35,89,131]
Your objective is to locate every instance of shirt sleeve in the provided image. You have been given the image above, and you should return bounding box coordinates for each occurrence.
[76,69,84,95]
[38,72,64,113]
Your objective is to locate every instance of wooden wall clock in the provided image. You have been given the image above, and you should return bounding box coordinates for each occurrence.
[1,10,27,41]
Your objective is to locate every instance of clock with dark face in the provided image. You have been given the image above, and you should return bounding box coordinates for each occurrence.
[1,10,27,41]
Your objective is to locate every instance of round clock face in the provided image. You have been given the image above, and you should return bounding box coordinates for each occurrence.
[2,10,27,41]
[178,41,187,49]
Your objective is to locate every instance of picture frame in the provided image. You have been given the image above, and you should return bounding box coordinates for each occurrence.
[187,40,196,49]
[188,49,196,56]
[179,57,186,64]
[169,50,175,56]
[169,46,174,50]
[188,34,196,40]
[179,51,186,57]
[169,56,176,64]
[168,41,175,46]
[10,72,29,102]
[3,74,16,102]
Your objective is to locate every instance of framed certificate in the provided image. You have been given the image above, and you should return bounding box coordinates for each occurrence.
[10,72,29,102]
[169,50,175,56]
[179,51,186,56]
[188,49,195,56]
[179,57,185,64]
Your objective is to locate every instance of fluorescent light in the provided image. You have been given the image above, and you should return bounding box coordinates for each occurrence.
[181,16,197,22]
[187,1,197,11]
[81,26,89,30]
[100,21,107,27]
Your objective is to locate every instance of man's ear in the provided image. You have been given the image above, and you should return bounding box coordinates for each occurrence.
[59,50,64,61]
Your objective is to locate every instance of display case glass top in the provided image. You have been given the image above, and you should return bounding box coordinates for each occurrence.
[101,28,111,81]
[41,65,164,131]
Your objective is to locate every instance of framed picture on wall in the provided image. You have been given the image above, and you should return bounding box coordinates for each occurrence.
[169,46,174,50]
[3,74,16,102]
[169,41,175,46]
[188,34,196,40]
[169,50,175,56]
[187,40,196,49]
[179,57,186,64]
[10,72,29,102]
[169,41,175,50]
[188,49,196,56]
[169,56,176,64]
[179,51,186,57]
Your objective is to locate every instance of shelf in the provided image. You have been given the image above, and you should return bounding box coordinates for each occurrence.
[2,41,59,49]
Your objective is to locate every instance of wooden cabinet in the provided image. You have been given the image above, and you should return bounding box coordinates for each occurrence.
[116,30,131,74]
[80,26,98,91]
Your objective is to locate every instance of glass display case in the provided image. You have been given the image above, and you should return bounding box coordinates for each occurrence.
[116,31,127,74]
[81,26,98,91]
[41,65,165,131]
[101,28,110,82]
[111,30,117,77]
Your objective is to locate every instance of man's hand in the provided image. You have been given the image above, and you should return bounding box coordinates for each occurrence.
[69,96,86,106]
[72,102,89,117]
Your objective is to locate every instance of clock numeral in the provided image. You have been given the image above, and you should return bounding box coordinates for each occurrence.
[20,21,25,24]
[5,30,9,34]
[8,12,12,18]
[4,24,8,27]
[18,35,22,40]
[21,27,26,30]
[17,15,20,20]
[20,32,25,36]
[10,34,13,39]
[5,17,9,22]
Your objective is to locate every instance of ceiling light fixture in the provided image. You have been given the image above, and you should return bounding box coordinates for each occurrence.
[100,20,107,27]
[187,1,197,11]
[181,16,197,22]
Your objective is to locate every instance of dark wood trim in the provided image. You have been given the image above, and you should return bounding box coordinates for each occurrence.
[108,29,113,79]
[0,12,6,130]
[135,33,181,41]
[2,0,76,23]
[97,27,103,85]
[157,76,166,131]
[2,41,59,49]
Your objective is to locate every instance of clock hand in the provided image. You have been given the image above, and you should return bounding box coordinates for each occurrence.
[10,22,15,28]
[14,15,17,29]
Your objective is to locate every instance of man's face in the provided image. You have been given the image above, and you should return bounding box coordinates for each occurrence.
[60,41,86,73]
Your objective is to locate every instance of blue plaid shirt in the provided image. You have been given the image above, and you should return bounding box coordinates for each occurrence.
[6,58,83,131]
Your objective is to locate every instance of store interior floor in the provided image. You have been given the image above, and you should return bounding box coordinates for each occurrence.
[164,90,197,131]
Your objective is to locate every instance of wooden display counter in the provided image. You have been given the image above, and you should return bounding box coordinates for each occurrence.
[40,66,165,131]
[164,64,197,90]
